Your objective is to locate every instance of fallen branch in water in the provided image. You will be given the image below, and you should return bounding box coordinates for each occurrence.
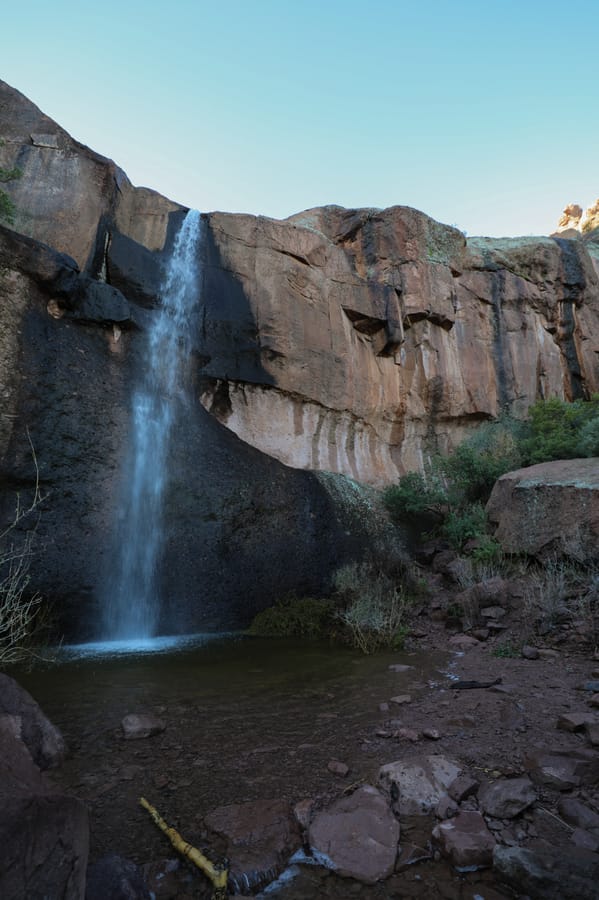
[140,796,228,899]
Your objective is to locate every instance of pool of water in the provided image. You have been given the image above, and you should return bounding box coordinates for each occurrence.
[16,636,504,898]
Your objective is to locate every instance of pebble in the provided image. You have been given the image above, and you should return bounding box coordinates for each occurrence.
[422,727,441,740]
[390,694,412,705]
[388,664,414,673]
[521,645,540,660]
[327,759,349,777]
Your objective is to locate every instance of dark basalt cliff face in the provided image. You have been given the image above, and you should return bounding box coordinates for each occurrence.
[1,79,599,637]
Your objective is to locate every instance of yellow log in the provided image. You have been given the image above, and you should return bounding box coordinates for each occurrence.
[140,796,228,900]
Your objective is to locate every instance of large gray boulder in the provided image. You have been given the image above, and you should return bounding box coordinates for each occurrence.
[487,459,599,562]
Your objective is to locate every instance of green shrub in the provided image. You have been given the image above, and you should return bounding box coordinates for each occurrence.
[247,596,335,638]
[577,416,599,457]
[439,419,523,504]
[521,395,599,464]
[441,502,488,550]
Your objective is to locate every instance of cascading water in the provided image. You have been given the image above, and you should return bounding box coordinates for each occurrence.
[102,209,203,641]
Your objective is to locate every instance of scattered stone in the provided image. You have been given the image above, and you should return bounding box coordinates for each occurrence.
[308,785,400,884]
[379,702,390,713]
[586,722,599,747]
[447,775,479,803]
[500,702,526,731]
[432,811,495,868]
[471,627,490,641]
[435,796,458,820]
[293,799,313,831]
[588,693,599,708]
[422,727,441,740]
[375,729,393,739]
[446,714,476,728]
[0,673,66,769]
[493,844,599,899]
[571,828,599,852]
[521,645,540,660]
[86,854,151,900]
[557,712,597,733]
[327,760,349,777]
[395,842,431,871]
[537,648,560,661]
[205,798,301,890]
[389,694,412,706]
[558,797,599,831]
[395,728,420,742]
[121,714,166,740]
[478,778,536,819]
[481,606,506,619]
[448,634,479,648]
[525,748,599,790]
[379,754,461,816]
[388,664,413,673]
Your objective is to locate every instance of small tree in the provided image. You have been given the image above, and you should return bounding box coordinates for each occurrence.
[0,139,22,225]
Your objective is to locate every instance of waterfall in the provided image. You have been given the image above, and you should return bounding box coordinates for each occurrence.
[103,209,202,640]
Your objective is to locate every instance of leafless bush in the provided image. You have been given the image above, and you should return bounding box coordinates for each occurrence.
[0,436,46,665]
[333,562,412,654]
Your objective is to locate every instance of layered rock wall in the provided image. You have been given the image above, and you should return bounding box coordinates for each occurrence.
[2,79,599,633]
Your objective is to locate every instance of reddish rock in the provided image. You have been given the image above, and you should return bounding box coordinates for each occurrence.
[433,811,495,868]
[435,796,459,819]
[205,798,301,890]
[447,775,479,803]
[448,634,480,649]
[557,712,597,732]
[478,777,536,819]
[327,759,349,777]
[0,730,88,900]
[308,785,399,883]
[525,748,599,790]
[0,673,66,769]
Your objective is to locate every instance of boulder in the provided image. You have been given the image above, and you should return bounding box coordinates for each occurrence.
[432,811,495,868]
[308,785,399,883]
[558,797,599,832]
[487,460,599,563]
[205,798,301,892]
[478,777,536,819]
[525,747,599,790]
[0,672,65,769]
[494,844,599,899]
[0,729,88,900]
[379,755,461,815]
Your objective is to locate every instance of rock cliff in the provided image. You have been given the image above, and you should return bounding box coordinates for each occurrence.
[1,79,599,635]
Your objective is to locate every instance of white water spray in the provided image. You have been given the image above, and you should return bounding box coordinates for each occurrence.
[103,210,202,639]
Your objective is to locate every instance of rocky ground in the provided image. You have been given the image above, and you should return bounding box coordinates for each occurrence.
[4,560,599,899]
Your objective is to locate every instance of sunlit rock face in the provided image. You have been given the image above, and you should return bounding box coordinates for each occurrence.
[2,77,599,493]
[2,78,599,639]
[200,209,599,485]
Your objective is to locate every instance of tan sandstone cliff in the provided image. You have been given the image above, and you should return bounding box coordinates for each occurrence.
[2,79,599,489]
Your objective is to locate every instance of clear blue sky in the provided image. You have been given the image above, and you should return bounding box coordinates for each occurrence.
[2,0,597,236]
